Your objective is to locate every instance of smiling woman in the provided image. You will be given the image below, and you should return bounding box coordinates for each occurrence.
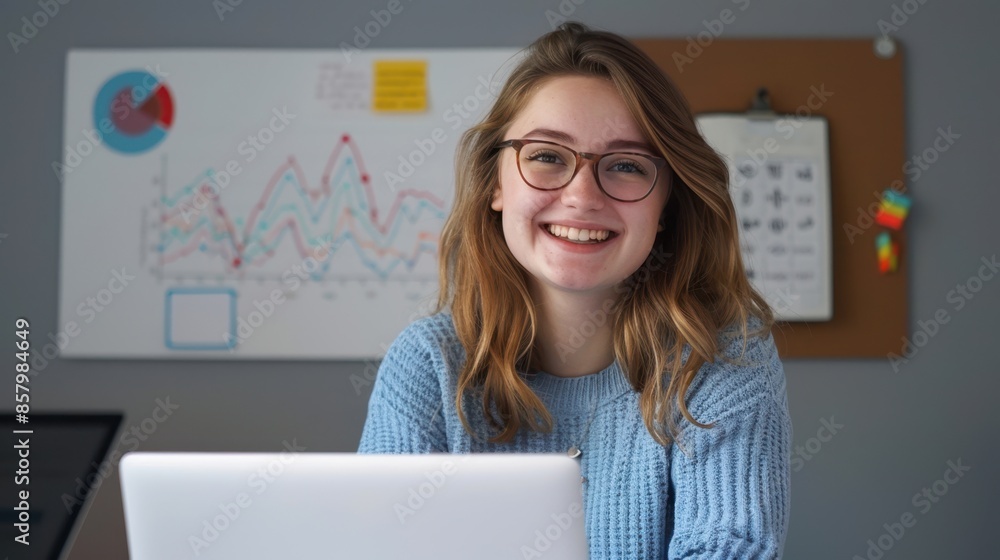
[359,22,791,559]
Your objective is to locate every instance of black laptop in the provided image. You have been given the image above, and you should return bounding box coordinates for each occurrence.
[0,413,123,560]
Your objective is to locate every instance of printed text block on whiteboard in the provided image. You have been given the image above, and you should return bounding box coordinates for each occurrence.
[165,288,237,350]
[696,114,833,321]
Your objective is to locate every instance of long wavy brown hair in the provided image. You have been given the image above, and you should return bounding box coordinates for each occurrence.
[436,22,773,447]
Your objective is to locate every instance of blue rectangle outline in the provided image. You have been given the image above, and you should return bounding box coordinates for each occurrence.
[164,287,237,350]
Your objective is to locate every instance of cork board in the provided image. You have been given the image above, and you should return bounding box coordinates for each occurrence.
[632,38,907,358]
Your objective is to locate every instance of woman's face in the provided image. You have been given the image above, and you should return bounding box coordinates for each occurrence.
[491,75,670,299]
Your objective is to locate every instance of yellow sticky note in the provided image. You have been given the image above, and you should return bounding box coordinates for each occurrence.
[373,60,427,113]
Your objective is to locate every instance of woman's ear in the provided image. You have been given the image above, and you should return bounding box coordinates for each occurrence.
[490,186,503,211]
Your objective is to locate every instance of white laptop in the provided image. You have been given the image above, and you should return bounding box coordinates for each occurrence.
[120,452,589,559]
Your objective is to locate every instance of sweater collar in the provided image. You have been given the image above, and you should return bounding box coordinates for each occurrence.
[521,361,635,415]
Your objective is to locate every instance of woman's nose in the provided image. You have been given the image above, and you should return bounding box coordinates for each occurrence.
[559,161,606,210]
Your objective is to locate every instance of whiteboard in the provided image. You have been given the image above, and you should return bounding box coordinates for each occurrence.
[696,113,833,321]
[57,48,520,359]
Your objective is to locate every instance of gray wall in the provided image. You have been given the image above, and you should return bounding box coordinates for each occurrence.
[1,0,996,558]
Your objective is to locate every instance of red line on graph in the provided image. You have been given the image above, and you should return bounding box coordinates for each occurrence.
[160,134,444,270]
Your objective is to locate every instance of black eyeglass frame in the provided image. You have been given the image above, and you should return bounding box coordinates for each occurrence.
[496,138,669,202]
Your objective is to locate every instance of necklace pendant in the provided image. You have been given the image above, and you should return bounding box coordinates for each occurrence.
[567,446,582,459]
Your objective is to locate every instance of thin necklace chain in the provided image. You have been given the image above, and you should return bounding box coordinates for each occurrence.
[568,391,601,459]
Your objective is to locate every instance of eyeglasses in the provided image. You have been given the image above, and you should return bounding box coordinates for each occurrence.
[496,139,668,202]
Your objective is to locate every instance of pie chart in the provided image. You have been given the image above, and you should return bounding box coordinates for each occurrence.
[93,70,174,154]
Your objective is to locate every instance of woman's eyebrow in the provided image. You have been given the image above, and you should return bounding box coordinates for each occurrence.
[521,128,654,153]
[605,139,656,153]
[522,128,576,143]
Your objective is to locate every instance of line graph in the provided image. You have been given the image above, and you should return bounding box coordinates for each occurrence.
[149,134,446,282]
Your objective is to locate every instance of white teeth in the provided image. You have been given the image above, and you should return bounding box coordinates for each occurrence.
[545,224,611,242]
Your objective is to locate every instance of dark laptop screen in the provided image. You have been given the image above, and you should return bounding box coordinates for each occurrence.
[0,413,122,560]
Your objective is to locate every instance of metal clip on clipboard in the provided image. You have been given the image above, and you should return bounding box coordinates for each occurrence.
[746,87,777,120]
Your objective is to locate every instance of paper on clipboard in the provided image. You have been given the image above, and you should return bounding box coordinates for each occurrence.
[696,113,833,321]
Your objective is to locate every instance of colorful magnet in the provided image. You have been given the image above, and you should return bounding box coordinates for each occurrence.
[876,231,899,274]
[875,189,911,230]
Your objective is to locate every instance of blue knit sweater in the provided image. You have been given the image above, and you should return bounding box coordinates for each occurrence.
[358,311,792,559]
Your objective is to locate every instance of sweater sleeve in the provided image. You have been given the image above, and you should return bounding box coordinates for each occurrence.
[666,330,792,559]
[357,319,450,454]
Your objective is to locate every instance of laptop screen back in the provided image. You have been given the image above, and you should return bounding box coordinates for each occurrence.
[121,452,589,560]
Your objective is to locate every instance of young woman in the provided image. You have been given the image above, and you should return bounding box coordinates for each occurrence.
[359,23,791,559]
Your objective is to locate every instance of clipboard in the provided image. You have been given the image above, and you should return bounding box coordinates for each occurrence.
[696,88,833,321]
